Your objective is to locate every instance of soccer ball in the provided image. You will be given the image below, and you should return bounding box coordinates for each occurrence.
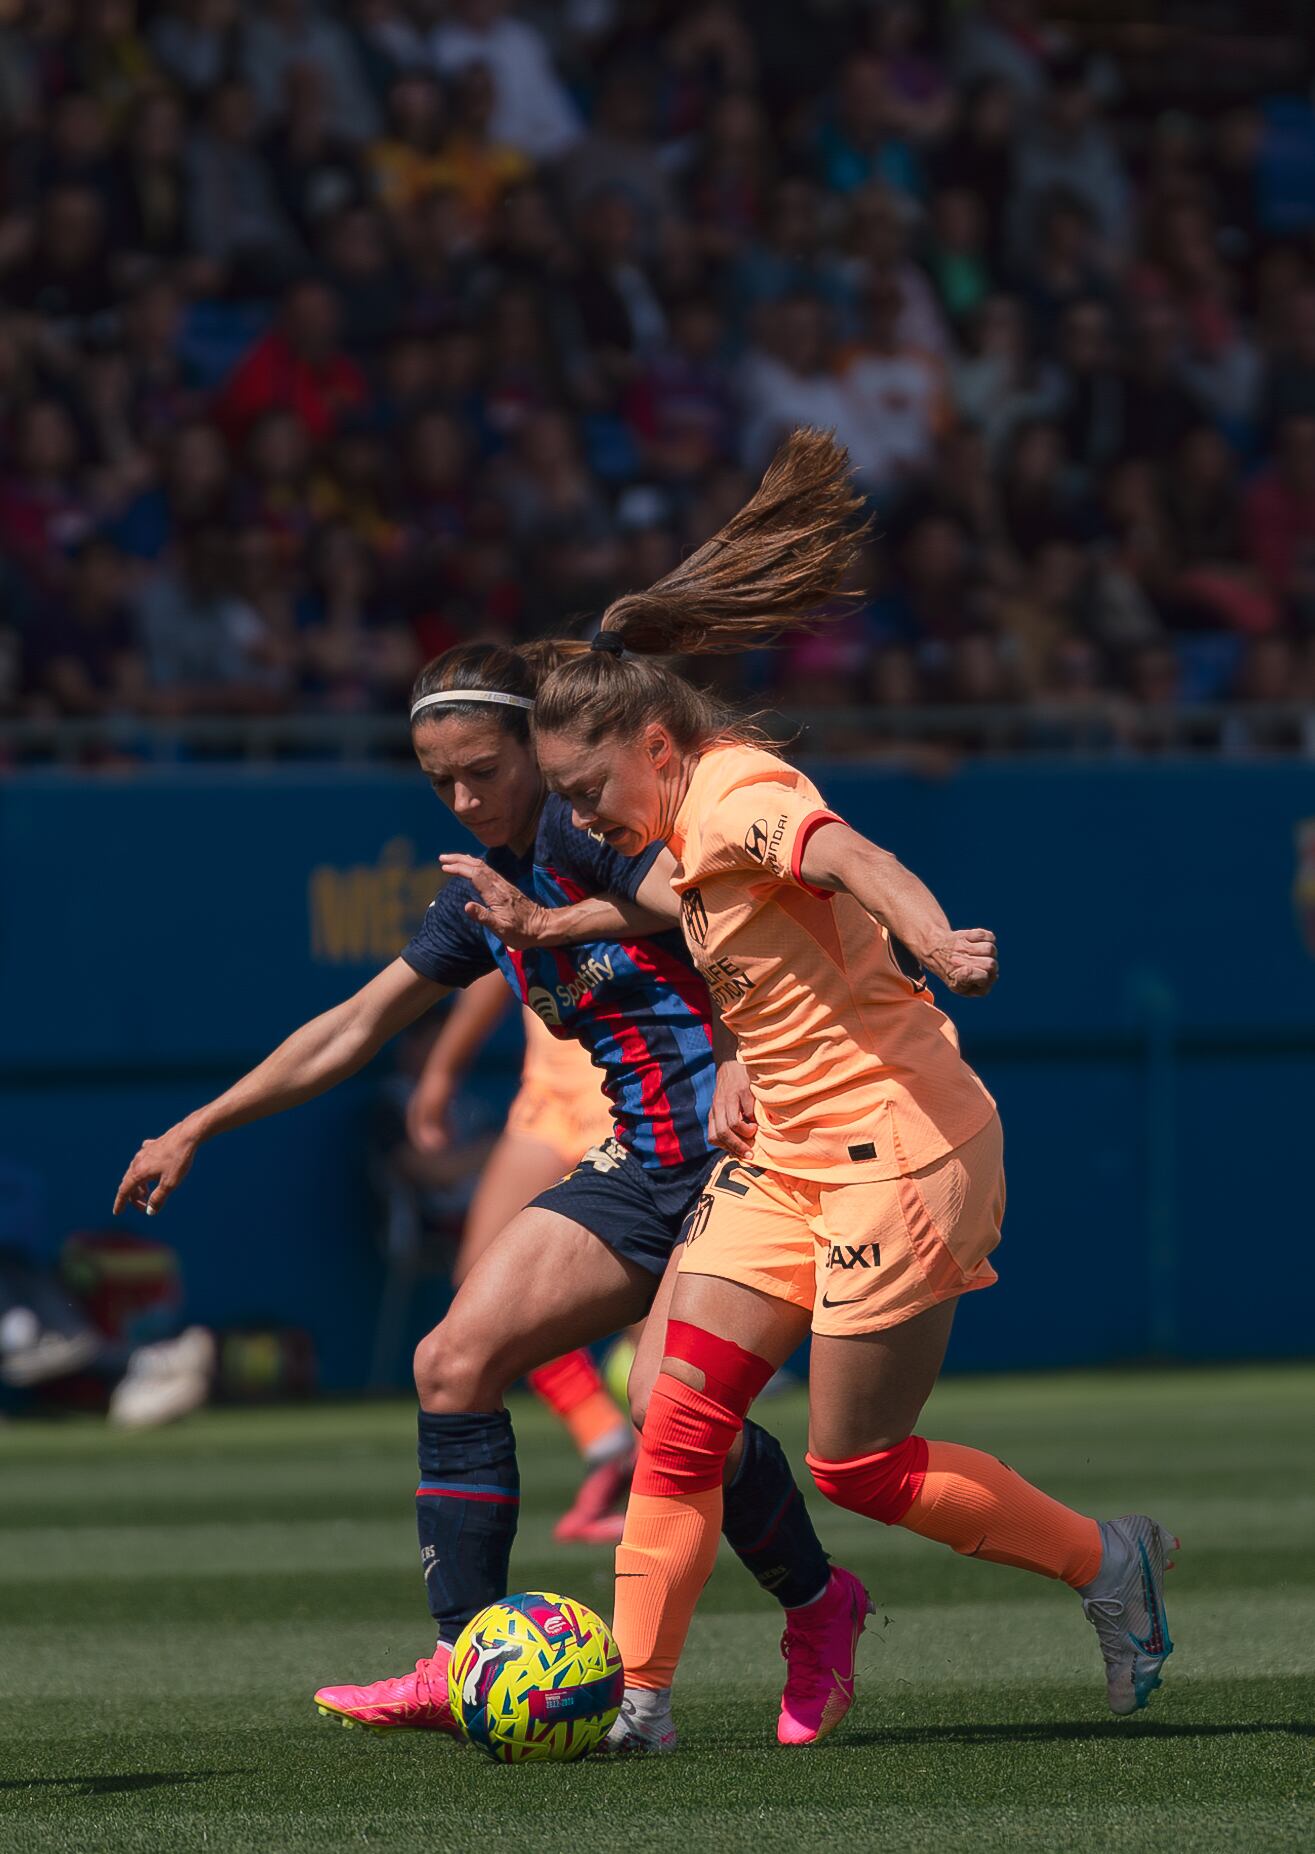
[448,1591,624,1763]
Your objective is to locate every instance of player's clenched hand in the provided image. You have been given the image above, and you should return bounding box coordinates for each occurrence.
[708,1059,757,1160]
[113,1121,199,1217]
[926,928,998,997]
[406,1073,454,1153]
[438,855,552,949]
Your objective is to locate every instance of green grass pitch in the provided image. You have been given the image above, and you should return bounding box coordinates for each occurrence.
[2,1366,1312,1853]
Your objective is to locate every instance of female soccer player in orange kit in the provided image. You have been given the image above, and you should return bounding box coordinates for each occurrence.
[518,431,1177,1751]
[408,977,634,1539]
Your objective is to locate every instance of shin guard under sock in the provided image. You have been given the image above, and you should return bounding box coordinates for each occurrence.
[613,1324,777,1689]
[416,1408,519,1641]
[808,1435,1102,1588]
[722,1419,830,1609]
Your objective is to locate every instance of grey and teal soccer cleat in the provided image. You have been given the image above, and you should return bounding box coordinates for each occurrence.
[1079,1514,1178,1715]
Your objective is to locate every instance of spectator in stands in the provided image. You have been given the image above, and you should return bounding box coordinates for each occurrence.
[265,62,367,242]
[187,79,301,281]
[4,0,1313,756]
[216,277,367,444]
[431,0,583,164]
[836,274,951,498]
[132,523,290,711]
[1244,411,1315,622]
[1054,297,1126,483]
[817,51,920,200]
[112,86,192,271]
[111,416,230,563]
[318,205,405,356]
[562,66,675,240]
[298,523,416,713]
[839,184,948,356]
[0,398,94,585]
[242,0,380,144]
[731,176,849,332]
[681,90,770,266]
[565,186,667,394]
[28,537,145,717]
[492,406,609,544]
[624,294,735,488]
[1010,52,1129,262]
[954,293,1062,456]
[150,0,243,104]
[368,73,450,224]
[6,183,118,336]
[432,61,532,234]
[738,292,848,473]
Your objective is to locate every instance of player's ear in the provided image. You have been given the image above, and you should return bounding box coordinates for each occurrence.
[643,722,673,768]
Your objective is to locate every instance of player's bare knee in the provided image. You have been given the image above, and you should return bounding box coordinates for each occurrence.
[809,1424,913,1466]
[660,1355,705,1392]
[413,1322,498,1411]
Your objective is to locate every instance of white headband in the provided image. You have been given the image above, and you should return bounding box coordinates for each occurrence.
[410,688,535,722]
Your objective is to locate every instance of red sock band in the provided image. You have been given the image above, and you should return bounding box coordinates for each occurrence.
[526,1350,604,1416]
[664,1320,776,1412]
[633,1372,743,1496]
[807,1435,930,1525]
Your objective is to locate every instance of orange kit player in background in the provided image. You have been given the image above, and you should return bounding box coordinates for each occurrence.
[521,430,1178,1751]
[408,972,634,1541]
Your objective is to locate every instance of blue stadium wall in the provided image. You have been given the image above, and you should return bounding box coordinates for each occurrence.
[2,760,1312,1389]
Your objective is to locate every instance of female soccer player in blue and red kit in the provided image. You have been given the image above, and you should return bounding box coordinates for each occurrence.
[114,640,856,1741]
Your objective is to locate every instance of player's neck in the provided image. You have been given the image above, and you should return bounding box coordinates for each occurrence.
[508,788,547,857]
[654,753,698,844]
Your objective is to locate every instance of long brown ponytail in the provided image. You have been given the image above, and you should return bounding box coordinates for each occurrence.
[533,427,867,748]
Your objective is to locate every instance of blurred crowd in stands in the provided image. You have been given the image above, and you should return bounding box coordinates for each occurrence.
[4,0,1315,754]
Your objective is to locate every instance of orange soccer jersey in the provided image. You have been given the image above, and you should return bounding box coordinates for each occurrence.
[508,1006,615,1156]
[668,743,995,1183]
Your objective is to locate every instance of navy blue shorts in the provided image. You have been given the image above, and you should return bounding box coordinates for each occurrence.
[530,1137,716,1278]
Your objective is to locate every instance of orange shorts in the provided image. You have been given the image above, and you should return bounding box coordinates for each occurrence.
[678,1113,1004,1337]
[504,1081,615,1168]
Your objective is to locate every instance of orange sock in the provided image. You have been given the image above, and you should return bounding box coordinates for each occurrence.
[809,1436,1102,1588]
[612,1487,723,1690]
[902,1441,1102,1585]
[526,1352,628,1461]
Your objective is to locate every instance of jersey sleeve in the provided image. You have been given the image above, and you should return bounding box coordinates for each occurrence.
[686,765,841,896]
[541,795,664,901]
[401,878,498,989]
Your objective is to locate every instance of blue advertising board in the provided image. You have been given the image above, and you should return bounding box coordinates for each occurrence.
[2,760,1312,1386]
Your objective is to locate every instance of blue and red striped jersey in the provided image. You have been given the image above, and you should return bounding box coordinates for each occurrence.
[402,796,716,1169]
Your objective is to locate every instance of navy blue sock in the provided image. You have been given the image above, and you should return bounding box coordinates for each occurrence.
[721,1419,831,1610]
[416,1409,519,1642]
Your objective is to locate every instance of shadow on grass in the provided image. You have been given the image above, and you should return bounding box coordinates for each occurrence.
[842,1720,1315,1748]
[0,1770,255,1795]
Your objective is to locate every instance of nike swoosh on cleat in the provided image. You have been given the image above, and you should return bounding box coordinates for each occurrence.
[1128,1541,1170,1656]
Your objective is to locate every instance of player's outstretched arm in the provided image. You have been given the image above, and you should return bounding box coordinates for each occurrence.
[113,959,449,1217]
[798,822,998,998]
[436,850,681,948]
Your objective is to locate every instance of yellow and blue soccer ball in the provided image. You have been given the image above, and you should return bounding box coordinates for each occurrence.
[448,1592,623,1763]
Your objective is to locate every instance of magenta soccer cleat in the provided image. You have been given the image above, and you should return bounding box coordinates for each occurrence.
[314,1641,459,1736]
[776,1565,874,1746]
[553,1449,635,1544]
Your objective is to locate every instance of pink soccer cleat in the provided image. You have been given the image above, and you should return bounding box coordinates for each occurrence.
[553,1449,636,1544]
[776,1565,874,1746]
[313,1641,459,1736]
